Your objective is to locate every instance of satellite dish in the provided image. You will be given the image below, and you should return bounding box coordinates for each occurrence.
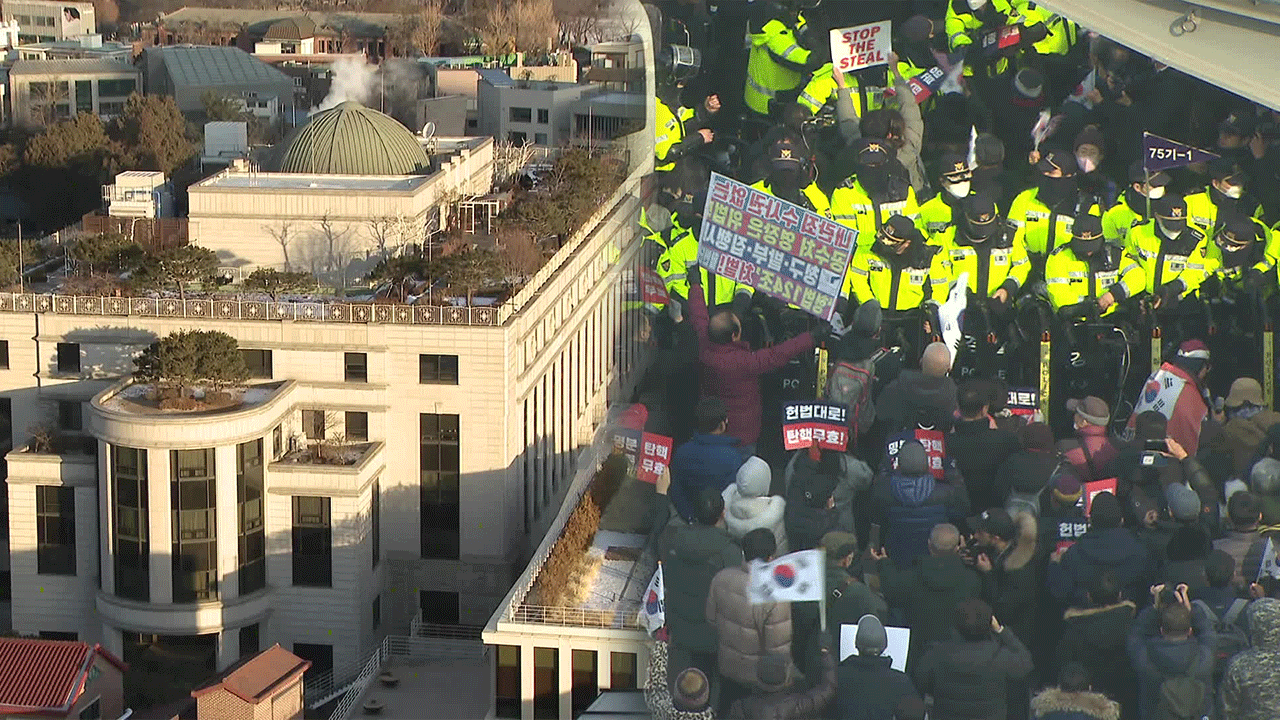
[420,121,436,139]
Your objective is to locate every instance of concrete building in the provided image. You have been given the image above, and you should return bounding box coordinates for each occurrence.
[101,171,176,220]
[0,112,649,716]
[3,0,95,43]
[185,102,494,273]
[0,637,127,718]
[189,644,309,720]
[8,57,140,126]
[143,45,295,120]
[152,8,402,63]
[12,34,133,62]
[477,69,595,147]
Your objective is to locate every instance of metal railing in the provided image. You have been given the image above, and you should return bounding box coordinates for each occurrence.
[507,602,643,630]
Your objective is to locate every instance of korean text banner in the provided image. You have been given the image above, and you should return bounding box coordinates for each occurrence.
[782,402,849,451]
[830,21,892,73]
[1143,132,1220,172]
[699,173,857,321]
[1007,388,1039,418]
[637,433,673,485]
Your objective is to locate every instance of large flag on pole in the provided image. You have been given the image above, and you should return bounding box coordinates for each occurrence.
[747,550,825,604]
[637,564,665,633]
[1143,132,1220,172]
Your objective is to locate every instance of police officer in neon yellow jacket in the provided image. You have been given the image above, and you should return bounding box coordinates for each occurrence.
[1201,212,1275,296]
[831,139,923,250]
[744,6,819,117]
[655,45,717,173]
[1185,159,1267,242]
[749,137,831,218]
[1103,163,1171,254]
[919,153,974,244]
[843,214,950,312]
[1010,0,1077,57]
[1045,214,1145,319]
[1129,194,1219,308]
[1008,148,1103,263]
[937,193,1030,310]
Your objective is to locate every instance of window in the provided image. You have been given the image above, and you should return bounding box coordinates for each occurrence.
[533,648,558,720]
[509,106,532,123]
[302,410,325,441]
[97,78,135,97]
[171,449,217,602]
[571,650,598,717]
[344,352,367,382]
[36,486,75,575]
[419,590,459,624]
[293,76,304,87]
[237,440,265,595]
[293,643,332,682]
[537,108,549,124]
[371,478,380,568]
[273,425,283,458]
[75,80,91,113]
[56,343,79,373]
[241,349,272,379]
[534,133,548,145]
[420,414,460,559]
[78,698,100,719]
[57,400,82,432]
[344,411,368,442]
[239,623,259,658]
[113,447,148,601]
[39,630,78,640]
[292,496,331,587]
[610,652,637,690]
[97,101,124,116]
[508,131,527,145]
[0,340,9,368]
[419,354,458,384]
[495,646,520,719]
[372,594,381,629]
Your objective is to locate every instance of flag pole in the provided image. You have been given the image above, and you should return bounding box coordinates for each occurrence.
[818,556,827,633]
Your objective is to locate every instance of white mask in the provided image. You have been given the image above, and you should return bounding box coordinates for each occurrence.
[1223,183,1244,199]
[1076,155,1098,174]
[968,0,988,9]
[1146,185,1166,200]
[1158,220,1185,239]
[944,180,971,198]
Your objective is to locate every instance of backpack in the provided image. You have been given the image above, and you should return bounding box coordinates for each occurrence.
[1204,598,1250,681]
[826,348,886,439]
[1155,652,1210,720]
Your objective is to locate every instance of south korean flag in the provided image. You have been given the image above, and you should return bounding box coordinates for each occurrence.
[748,550,825,604]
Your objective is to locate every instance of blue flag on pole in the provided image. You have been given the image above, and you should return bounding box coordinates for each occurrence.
[1143,132,1220,172]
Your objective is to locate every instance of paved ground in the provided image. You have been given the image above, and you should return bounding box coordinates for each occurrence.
[352,654,491,720]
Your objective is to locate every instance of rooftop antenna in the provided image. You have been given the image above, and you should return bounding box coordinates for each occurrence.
[420,121,436,139]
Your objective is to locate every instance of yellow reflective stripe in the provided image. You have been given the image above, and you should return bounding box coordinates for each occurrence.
[746,76,777,98]
[849,266,869,276]
[798,90,825,109]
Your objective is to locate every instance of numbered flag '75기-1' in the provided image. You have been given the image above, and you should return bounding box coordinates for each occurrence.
[747,550,825,604]
[1143,132,1220,172]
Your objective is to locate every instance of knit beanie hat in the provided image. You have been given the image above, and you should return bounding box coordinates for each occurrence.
[1053,472,1083,504]
[672,667,709,712]
[897,440,929,475]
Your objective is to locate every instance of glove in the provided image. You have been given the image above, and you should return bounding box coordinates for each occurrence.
[685,261,701,286]
[1199,274,1222,299]
[811,321,834,346]
[1245,268,1267,294]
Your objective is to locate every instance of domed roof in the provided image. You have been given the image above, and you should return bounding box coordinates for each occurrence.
[271,101,430,176]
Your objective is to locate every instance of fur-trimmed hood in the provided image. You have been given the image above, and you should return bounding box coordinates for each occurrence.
[1063,600,1136,620]
[1003,509,1038,571]
[1030,688,1120,720]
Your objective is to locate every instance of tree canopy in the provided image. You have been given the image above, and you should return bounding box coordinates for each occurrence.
[132,245,219,299]
[245,267,315,300]
[133,329,249,396]
[70,232,144,275]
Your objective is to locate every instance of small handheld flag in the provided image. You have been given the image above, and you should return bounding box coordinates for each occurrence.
[748,549,825,604]
[637,564,665,633]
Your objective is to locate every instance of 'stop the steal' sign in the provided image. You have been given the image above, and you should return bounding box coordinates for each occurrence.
[699,173,857,321]
[830,21,892,73]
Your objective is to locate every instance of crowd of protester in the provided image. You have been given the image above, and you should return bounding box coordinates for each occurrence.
[633,1,1280,718]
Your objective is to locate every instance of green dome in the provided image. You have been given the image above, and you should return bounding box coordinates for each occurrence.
[272,101,430,176]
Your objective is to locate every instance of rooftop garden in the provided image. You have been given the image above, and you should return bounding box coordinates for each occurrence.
[128,329,251,412]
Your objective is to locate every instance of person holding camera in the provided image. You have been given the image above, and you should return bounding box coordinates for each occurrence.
[1126,583,1218,720]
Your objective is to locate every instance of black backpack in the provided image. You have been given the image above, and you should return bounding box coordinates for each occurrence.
[1155,651,1210,720]
[1203,598,1250,682]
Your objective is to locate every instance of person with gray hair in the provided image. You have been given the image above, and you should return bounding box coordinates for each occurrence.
[870,522,981,677]
[876,341,959,433]
[836,614,920,720]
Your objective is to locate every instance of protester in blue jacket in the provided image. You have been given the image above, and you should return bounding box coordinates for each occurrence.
[669,396,747,522]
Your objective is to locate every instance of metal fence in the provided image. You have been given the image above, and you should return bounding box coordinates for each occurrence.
[507,602,642,630]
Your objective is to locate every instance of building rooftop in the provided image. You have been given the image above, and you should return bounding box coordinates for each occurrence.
[201,173,430,191]
[476,67,514,88]
[0,638,127,715]
[154,45,291,89]
[191,644,310,704]
[263,16,317,41]
[9,57,135,75]
[97,380,284,416]
[271,101,431,175]
[160,7,399,37]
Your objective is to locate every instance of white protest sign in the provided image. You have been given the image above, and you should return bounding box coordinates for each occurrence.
[840,622,910,671]
[830,21,892,74]
[937,272,969,369]
[1259,537,1280,581]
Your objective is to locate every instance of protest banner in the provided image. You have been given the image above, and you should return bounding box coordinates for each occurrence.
[980,24,1021,56]
[638,266,667,306]
[636,433,673,485]
[841,623,910,670]
[830,20,892,73]
[782,402,849,451]
[1007,388,1039,419]
[1143,132,1220,172]
[698,173,857,321]
[886,429,946,480]
[1081,477,1118,515]
[1054,519,1090,553]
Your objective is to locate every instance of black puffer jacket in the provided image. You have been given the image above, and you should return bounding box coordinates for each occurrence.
[836,653,919,720]
[660,523,744,654]
[1056,601,1138,718]
[916,628,1034,720]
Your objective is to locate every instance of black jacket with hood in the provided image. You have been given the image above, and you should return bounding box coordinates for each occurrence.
[1056,601,1138,717]
[878,552,982,675]
[836,652,919,720]
[1048,526,1154,607]
[980,511,1039,646]
[660,523,744,654]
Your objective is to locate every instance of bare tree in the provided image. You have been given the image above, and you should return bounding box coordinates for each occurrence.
[263,220,295,269]
[316,212,355,286]
[495,226,543,280]
[28,76,70,127]
[554,0,604,46]
[390,0,444,56]
[512,0,559,54]
[366,216,396,257]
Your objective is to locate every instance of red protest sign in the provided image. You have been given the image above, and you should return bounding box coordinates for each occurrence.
[637,433,673,485]
[830,21,892,74]
[1007,388,1039,418]
[887,429,946,481]
[782,402,849,451]
[639,266,667,306]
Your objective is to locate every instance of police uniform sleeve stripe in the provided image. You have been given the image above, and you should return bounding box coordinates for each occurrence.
[849,266,869,277]
[777,42,803,60]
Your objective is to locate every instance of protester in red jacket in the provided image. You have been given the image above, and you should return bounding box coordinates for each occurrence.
[687,264,826,450]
